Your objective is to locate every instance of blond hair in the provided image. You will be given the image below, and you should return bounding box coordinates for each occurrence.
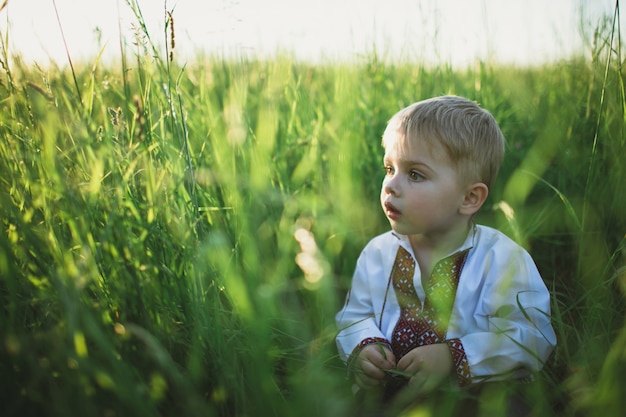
[382,95,505,189]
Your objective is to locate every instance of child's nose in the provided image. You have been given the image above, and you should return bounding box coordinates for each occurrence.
[383,176,399,195]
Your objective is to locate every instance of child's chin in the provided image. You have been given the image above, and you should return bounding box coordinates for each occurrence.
[390,223,421,236]
[389,225,407,235]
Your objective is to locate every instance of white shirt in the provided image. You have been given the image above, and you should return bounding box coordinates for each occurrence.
[336,225,556,383]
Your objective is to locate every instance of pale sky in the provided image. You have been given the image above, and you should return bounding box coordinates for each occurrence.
[0,0,622,67]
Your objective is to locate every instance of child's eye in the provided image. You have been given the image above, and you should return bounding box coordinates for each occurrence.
[384,165,394,175]
[408,170,423,181]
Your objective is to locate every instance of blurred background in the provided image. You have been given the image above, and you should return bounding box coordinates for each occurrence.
[3,0,622,66]
[1,1,624,417]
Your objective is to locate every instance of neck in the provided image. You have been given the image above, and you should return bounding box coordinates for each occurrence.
[408,221,472,280]
[408,221,471,259]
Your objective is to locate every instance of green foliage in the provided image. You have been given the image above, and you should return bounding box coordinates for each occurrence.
[0,3,624,417]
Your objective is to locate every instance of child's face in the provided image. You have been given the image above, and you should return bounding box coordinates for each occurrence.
[380,131,468,240]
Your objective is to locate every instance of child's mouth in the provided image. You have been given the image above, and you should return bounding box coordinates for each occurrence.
[384,201,401,220]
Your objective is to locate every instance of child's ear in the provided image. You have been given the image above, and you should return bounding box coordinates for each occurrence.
[460,182,489,216]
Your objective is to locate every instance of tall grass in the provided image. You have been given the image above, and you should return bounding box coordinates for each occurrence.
[0,1,624,416]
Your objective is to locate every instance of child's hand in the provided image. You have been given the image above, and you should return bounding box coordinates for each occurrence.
[396,343,453,394]
[353,344,397,389]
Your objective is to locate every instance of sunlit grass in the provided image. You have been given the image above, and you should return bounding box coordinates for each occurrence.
[0,1,624,416]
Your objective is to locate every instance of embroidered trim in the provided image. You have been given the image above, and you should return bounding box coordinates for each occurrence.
[445,338,471,387]
[390,248,469,359]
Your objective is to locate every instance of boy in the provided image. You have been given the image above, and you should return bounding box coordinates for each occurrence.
[335,96,556,404]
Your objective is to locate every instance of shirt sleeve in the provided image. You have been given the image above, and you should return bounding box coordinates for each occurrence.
[445,338,472,386]
[456,246,556,382]
[335,249,389,362]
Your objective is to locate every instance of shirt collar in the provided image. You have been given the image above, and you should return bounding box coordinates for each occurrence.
[390,223,476,258]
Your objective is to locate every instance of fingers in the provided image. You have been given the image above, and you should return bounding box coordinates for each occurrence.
[396,354,420,375]
[354,369,383,388]
[406,371,440,394]
[354,344,453,392]
[395,344,453,394]
[369,354,395,372]
[353,345,397,388]
[353,360,386,388]
[385,349,397,367]
[360,356,389,379]
[397,343,451,375]
[360,345,396,370]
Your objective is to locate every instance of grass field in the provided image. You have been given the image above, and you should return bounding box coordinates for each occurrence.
[0,2,624,416]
